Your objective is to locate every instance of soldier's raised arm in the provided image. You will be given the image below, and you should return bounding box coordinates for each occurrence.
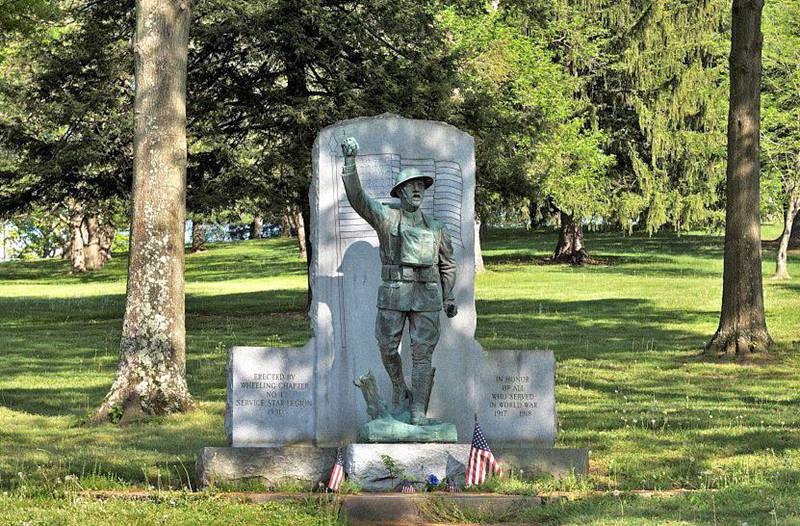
[340,137,389,229]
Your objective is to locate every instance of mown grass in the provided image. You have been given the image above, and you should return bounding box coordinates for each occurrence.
[0,493,344,526]
[0,229,798,524]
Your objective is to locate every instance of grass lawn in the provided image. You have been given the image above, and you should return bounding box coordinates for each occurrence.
[0,228,798,524]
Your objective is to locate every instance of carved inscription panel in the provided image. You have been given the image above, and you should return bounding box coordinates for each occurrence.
[235,372,313,416]
[489,375,538,419]
[228,347,315,446]
[479,350,556,446]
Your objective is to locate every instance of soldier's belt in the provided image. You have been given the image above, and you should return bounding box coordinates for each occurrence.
[381,264,438,283]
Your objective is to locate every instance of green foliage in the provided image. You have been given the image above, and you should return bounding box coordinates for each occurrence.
[107,404,124,425]
[188,0,460,219]
[380,454,403,482]
[4,210,68,259]
[0,1,134,215]
[0,0,58,36]
[441,4,613,225]
[2,0,461,224]
[761,0,800,216]
[571,0,731,233]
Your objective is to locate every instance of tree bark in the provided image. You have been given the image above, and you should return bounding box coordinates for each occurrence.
[552,211,590,265]
[774,193,799,280]
[354,371,391,420]
[790,209,800,249]
[294,208,307,260]
[707,0,772,355]
[96,0,194,421]
[191,220,206,253]
[68,202,86,274]
[84,214,105,270]
[474,219,486,273]
[302,200,313,311]
[528,201,538,229]
[281,213,292,237]
[99,224,115,262]
[250,215,263,239]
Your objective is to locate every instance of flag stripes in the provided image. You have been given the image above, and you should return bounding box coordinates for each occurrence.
[400,480,416,493]
[465,421,499,486]
[327,448,345,491]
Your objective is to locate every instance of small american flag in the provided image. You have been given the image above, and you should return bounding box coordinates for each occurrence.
[327,448,345,492]
[400,480,416,493]
[465,421,499,486]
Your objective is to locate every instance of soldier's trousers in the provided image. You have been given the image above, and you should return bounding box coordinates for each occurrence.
[376,309,440,357]
[375,309,440,410]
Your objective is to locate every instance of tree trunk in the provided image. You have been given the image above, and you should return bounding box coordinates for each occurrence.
[99,224,115,262]
[354,371,390,420]
[474,219,486,273]
[68,202,86,274]
[250,215,263,239]
[552,212,590,265]
[96,0,194,422]
[84,214,104,270]
[528,201,538,229]
[191,220,206,253]
[707,0,772,356]
[790,209,800,249]
[302,200,313,311]
[774,193,799,280]
[294,209,307,260]
[281,213,291,237]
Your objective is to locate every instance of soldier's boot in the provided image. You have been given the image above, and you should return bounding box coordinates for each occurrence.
[410,345,434,426]
[380,348,411,412]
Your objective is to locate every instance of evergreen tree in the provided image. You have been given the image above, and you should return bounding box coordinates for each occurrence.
[608,0,730,233]
[0,1,133,272]
[188,0,460,261]
[0,0,57,36]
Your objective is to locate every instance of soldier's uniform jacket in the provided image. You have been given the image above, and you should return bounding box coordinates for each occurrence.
[342,162,456,312]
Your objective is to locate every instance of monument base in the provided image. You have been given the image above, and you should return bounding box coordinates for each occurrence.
[196,444,588,491]
[196,446,337,489]
[346,443,589,492]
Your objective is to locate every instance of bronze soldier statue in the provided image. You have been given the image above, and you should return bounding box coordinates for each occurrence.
[340,137,458,425]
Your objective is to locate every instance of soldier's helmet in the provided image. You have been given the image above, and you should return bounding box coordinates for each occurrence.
[389,168,434,198]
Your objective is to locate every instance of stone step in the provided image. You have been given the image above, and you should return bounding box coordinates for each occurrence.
[341,494,543,525]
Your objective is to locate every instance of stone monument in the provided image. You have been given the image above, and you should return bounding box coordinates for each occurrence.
[197,115,587,490]
[338,133,460,442]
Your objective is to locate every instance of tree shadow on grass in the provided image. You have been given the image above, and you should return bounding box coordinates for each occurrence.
[185,254,307,283]
[0,294,126,326]
[700,428,800,455]
[520,485,799,524]
[484,253,723,278]
[774,281,800,294]
[477,297,714,359]
[484,252,677,267]
[0,385,108,417]
[0,239,308,285]
[484,230,726,260]
[0,288,310,417]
